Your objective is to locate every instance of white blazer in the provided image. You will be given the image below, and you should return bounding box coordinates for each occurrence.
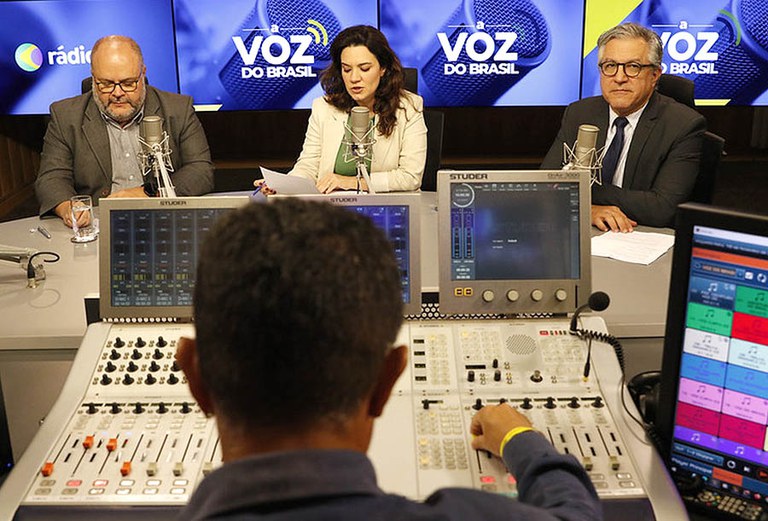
[288,91,427,192]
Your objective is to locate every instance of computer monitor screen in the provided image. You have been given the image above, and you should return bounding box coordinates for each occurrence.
[380,0,584,107]
[271,193,422,316]
[0,0,178,116]
[658,203,768,517]
[437,169,591,315]
[174,0,378,111]
[99,197,250,321]
[582,0,768,106]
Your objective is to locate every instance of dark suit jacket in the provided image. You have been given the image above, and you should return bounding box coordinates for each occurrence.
[35,86,214,216]
[541,92,706,227]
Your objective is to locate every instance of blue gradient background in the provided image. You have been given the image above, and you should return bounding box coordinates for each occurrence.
[174,0,378,110]
[582,0,768,105]
[380,0,585,107]
[0,0,178,115]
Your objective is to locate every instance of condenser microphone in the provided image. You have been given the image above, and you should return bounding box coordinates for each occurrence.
[138,115,176,197]
[343,106,376,193]
[571,124,599,168]
[350,106,372,154]
[570,291,610,333]
[140,115,163,149]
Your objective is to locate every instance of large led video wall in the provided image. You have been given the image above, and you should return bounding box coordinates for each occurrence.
[1,0,767,115]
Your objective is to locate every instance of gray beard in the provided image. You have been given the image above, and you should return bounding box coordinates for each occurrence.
[92,87,146,124]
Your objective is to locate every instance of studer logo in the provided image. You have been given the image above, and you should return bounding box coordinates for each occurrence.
[449,173,488,180]
[160,200,187,206]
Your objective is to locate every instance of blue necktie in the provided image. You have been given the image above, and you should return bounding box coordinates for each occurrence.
[601,117,628,186]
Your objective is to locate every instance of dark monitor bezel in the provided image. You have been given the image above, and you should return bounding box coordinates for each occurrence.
[436,169,592,315]
[657,202,768,512]
[98,196,250,321]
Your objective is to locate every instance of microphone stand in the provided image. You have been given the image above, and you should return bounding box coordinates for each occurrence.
[343,123,377,194]
[139,133,177,198]
[352,144,375,195]
[562,141,605,186]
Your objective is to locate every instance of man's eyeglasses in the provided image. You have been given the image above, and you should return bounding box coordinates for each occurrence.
[93,74,143,94]
[598,61,656,78]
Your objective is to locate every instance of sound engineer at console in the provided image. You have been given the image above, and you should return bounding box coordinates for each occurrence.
[542,22,705,232]
[175,199,601,520]
[35,35,214,227]
[265,25,426,194]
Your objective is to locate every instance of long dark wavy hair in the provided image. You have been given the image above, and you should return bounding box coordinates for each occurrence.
[320,25,406,138]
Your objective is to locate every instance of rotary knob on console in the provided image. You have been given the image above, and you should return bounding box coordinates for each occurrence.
[493,369,501,382]
[467,370,475,382]
[156,336,167,347]
[110,402,121,414]
[180,402,191,414]
[109,349,121,361]
[544,397,557,409]
[86,402,98,414]
[167,373,179,385]
[473,398,484,411]
[153,348,164,360]
[530,370,543,383]
[100,374,112,386]
[135,337,146,348]
[133,402,144,414]
[131,349,142,360]
[113,337,125,348]
[521,398,533,410]
[568,397,580,409]
[145,374,157,385]
[105,361,116,373]
[592,396,604,408]
[127,361,138,373]
[157,402,168,414]
[123,374,134,385]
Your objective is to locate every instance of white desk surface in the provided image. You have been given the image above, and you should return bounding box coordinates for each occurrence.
[0,216,98,351]
[0,193,672,351]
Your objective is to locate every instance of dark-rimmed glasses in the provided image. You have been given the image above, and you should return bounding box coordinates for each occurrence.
[93,73,143,94]
[598,61,656,78]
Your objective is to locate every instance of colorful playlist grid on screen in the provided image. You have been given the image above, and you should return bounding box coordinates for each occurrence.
[673,226,768,469]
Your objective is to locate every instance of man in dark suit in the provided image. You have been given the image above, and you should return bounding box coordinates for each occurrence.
[35,35,213,226]
[542,23,705,232]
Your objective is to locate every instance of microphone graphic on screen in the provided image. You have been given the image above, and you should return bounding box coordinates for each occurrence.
[218,0,341,110]
[692,0,768,104]
[420,0,551,106]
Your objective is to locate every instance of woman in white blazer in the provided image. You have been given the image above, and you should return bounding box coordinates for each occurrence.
[287,25,427,193]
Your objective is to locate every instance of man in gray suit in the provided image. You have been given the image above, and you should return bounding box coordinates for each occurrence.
[542,23,705,232]
[35,35,214,226]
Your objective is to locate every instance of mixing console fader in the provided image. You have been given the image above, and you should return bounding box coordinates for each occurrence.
[1,318,661,520]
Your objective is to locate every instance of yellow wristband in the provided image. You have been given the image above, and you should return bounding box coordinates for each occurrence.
[499,426,535,455]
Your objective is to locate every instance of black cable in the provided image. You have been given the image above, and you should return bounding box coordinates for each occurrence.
[574,328,625,375]
[26,251,61,281]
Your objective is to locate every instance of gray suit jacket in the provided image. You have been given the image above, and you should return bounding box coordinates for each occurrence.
[541,92,706,227]
[35,86,214,216]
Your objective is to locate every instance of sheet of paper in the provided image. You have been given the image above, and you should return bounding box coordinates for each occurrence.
[591,231,675,265]
[261,166,319,195]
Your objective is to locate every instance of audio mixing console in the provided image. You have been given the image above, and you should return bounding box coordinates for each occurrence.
[0,317,664,520]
